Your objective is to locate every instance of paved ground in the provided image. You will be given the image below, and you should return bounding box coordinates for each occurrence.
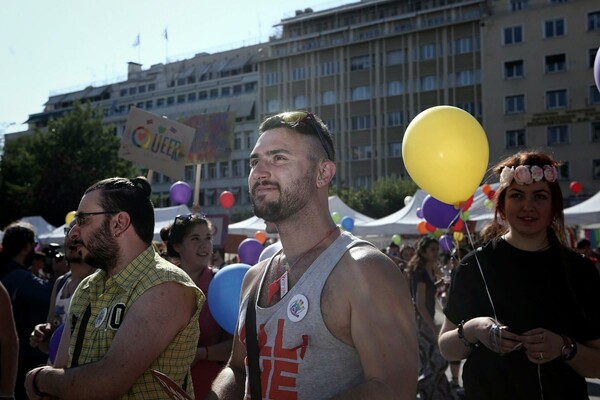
[589,378,600,399]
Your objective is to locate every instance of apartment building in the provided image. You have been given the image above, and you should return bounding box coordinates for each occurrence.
[16,0,600,219]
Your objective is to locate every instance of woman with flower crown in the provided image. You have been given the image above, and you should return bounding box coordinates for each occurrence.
[438,150,600,399]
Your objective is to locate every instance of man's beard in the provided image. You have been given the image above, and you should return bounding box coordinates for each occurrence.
[251,170,314,223]
[80,219,119,272]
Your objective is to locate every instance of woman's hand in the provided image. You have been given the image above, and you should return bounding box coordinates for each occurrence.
[465,317,523,354]
[517,328,563,364]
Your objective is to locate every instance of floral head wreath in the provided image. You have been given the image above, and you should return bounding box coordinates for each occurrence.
[499,165,558,187]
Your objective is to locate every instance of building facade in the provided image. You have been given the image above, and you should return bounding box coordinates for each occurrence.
[15,0,600,219]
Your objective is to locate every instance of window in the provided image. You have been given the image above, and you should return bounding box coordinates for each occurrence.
[322,90,336,105]
[388,81,403,95]
[220,162,229,178]
[387,49,406,65]
[245,82,257,93]
[198,91,207,100]
[185,166,194,182]
[545,18,565,38]
[456,70,474,86]
[232,160,243,177]
[457,102,478,116]
[208,163,217,179]
[505,94,525,113]
[136,102,144,109]
[455,37,474,54]
[590,48,599,68]
[503,26,523,44]
[166,96,174,106]
[320,61,337,76]
[420,43,436,60]
[156,98,165,107]
[291,67,306,81]
[148,83,156,91]
[209,89,218,99]
[350,115,371,130]
[546,89,567,109]
[222,87,231,97]
[293,95,307,108]
[267,99,280,113]
[245,131,255,150]
[545,54,566,73]
[547,125,569,145]
[177,94,186,104]
[593,159,600,179]
[120,89,127,97]
[234,132,243,150]
[233,85,242,95]
[558,161,570,180]
[145,100,153,109]
[388,142,402,157]
[388,111,404,126]
[265,72,279,85]
[353,176,370,189]
[188,92,197,102]
[420,76,437,91]
[591,85,600,105]
[588,11,600,31]
[138,85,146,93]
[510,0,528,11]
[352,145,372,160]
[350,55,370,71]
[593,122,600,142]
[505,60,524,78]
[351,86,371,100]
[129,87,137,95]
[506,129,526,148]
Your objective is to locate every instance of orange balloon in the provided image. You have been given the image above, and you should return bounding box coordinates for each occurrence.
[254,231,267,245]
[417,221,428,235]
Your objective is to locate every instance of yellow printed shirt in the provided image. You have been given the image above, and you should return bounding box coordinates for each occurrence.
[68,246,204,399]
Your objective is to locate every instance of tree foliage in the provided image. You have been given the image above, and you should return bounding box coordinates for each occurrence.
[0,102,135,228]
[331,177,418,219]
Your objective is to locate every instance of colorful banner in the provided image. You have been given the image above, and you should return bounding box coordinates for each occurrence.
[119,107,195,180]
[185,112,234,164]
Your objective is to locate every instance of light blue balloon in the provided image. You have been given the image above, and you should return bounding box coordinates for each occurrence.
[208,263,251,334]
[341,216,355,231]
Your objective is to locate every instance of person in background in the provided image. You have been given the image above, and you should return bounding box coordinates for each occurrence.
[29,221,96,359]
[0,281,18,399]
[167,214,232,399]
[407,237,457,400]
[439,150,600,399]
[211,247,227,270]
[0,222,51,400]
[208,111,417,399]
[398,243,416,272]
[24,177,204,399]
[30,252,47,280]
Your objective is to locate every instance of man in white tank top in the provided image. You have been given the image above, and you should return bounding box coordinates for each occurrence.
[208,111,418,400]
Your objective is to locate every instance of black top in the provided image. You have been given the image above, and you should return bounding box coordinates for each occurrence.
[411,266,436,320]
[444,239,600,400]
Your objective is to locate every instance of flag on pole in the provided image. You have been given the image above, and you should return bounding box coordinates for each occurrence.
[163,27,168,41]
[132,33,140,47]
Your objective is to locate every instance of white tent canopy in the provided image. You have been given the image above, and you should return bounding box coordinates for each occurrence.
[20,216,57,237]
[353,184,499,237]
[228,195,375,237]
[564,190,600,227]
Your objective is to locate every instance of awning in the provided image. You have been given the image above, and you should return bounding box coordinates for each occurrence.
[229,101,254,118]
[222,55,250,72]
[84,85,111,99]
[177,67,195,80]
[26,109,67,123]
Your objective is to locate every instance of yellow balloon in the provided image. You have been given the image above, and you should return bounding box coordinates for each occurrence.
[453,231,464,242]
[402,106,489,204]
[65,210,77,225]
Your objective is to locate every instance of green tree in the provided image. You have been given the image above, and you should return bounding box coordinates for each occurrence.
[0,102,135,227]
[331,177,418,219]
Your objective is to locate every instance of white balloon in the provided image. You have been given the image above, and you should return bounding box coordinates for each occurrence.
[404,195,414,206]
[258,241,283,263]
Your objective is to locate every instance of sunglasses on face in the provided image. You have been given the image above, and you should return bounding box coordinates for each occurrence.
[278,111,333,161]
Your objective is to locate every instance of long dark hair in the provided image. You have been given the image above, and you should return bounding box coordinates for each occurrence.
[166,214,212,258]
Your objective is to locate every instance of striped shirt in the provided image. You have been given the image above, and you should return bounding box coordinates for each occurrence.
[68,246,204,399]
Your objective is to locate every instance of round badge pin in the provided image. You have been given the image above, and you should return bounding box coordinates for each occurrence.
[95,307,107,328]
[287,294,308,322]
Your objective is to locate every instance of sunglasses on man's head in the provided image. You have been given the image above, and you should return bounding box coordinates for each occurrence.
[173,213,207,224]
[278,111,333,161]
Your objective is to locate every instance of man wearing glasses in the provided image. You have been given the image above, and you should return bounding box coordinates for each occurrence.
[25,176,205,399]
[209,111,418,399]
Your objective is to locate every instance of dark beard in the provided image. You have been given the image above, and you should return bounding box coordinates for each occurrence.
[251,170,315,222]
[81,219,119,271]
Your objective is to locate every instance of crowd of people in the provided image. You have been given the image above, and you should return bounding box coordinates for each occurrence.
[0,110,599,400]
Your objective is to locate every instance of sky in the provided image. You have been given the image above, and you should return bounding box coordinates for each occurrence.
[0,0,354,135]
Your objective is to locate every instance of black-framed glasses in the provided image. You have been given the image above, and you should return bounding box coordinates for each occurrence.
[74,211,119,226]
[279,111,333,161]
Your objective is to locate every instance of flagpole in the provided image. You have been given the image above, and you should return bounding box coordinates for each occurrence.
[164,27,169,63]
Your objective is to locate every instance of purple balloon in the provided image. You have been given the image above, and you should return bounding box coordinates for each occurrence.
[439,234,455,253]
[416,207,423,219]
[49,323,64,365]
[421,195,460,229]
[238,238,263,265]
[170,181,192,205]
[594,46,600,93]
